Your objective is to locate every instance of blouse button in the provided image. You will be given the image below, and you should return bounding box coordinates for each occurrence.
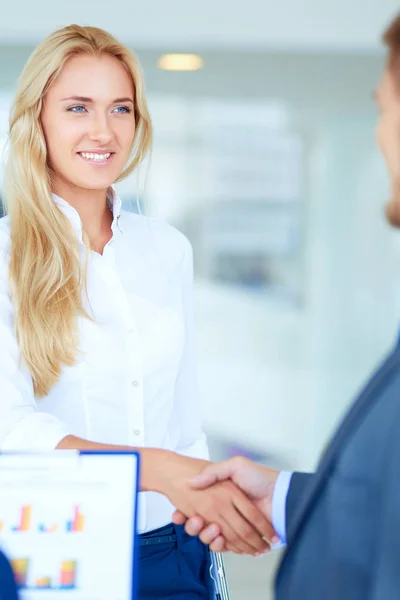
[134,430,141,436]
[132,380,139,387]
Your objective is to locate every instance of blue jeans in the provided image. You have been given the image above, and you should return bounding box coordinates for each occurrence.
[139,523,212,599]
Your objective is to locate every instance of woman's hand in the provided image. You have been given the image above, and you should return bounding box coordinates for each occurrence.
[157,453,276,556]
[56,444,276,555]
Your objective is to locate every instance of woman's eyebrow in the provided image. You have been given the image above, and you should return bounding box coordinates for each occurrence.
[60,95,134,103]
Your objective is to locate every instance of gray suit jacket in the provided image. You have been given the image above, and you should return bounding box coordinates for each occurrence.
[275,345,400,600]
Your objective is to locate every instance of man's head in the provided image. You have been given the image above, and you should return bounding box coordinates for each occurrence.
[376,13,400,226]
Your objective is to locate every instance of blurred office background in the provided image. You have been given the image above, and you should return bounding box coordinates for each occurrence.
[1,1,400,597]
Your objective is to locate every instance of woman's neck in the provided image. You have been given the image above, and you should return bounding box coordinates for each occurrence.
[53,181,114,253]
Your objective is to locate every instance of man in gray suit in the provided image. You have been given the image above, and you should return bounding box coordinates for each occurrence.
[173,12,400,600]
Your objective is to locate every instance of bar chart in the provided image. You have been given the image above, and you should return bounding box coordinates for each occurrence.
[11,558,29,588]
[11,506,32,533]
[11,558,78,591]
[38,523,57,534]
[66,506,85,533]
[60,561,78,589]
[1,505,85,534]
[2,505,85,593]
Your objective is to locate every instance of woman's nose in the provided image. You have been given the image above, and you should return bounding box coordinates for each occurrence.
[88,114,114,144]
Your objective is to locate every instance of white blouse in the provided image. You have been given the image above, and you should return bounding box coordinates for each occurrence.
[0,193,209,532]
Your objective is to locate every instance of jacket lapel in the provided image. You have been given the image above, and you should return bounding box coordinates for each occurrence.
[281,345,400,558]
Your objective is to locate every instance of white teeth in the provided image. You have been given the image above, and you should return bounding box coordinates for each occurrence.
[80,152,111,161]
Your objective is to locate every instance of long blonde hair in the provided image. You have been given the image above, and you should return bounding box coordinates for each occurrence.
[4,25,152,397]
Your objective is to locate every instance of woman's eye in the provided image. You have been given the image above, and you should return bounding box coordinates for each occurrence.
[69,106,86,113]
[113,106,131,114]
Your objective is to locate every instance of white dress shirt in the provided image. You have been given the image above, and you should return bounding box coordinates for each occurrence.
[0,193,209,533]
[272,471,293,545]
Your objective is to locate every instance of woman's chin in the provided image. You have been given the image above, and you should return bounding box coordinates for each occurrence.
[68,177,117,192]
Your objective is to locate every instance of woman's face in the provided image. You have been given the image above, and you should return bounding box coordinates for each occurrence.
[376,67,400,184]
[41,53,136,194]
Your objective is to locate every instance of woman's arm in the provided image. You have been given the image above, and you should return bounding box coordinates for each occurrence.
[57,435,275,555]
[57,436,195,492]
[0,229,69,450]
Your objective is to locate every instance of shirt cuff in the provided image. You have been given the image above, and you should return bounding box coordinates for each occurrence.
[272,470,293,547]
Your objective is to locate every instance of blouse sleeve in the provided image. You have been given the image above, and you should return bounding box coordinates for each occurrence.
[0,226,70,450]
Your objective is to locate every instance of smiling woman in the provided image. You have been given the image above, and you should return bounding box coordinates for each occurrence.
[6,26,151,395]
[0,24,274,600]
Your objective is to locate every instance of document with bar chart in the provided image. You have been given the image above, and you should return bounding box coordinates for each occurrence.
[0,451,139,600]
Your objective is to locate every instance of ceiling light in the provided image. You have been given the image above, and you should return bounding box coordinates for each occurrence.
[157,54,204,72]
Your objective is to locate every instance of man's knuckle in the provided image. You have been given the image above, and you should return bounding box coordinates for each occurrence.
[200,533,210,544]
[233,456,246,468]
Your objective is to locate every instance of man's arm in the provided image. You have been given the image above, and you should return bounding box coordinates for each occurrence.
[173,457,314,553]
[247,470,314,546]
[369,410,400,599]
[285,472,314,546]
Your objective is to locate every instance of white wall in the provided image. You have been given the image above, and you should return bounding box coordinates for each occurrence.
[188,113,400,473]
[0,0,398,50]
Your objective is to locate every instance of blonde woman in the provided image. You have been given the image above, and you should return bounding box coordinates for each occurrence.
[0,25,273,599]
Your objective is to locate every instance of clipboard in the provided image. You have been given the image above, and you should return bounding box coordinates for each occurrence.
[0,450,140,600]
[210,551,231,600]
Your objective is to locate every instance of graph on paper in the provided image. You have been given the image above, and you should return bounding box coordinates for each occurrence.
[3,505,85,535]
[12,558,78,591]
[0,452,139,600]
[0,504,87,592]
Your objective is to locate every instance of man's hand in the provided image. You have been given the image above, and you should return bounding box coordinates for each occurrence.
[172,456,280,553]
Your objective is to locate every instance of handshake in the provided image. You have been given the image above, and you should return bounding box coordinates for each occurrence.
[164,455,281,556]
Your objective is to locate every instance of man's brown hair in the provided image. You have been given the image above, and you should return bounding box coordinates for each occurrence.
[383,12,400,67]
[383,13,400,227]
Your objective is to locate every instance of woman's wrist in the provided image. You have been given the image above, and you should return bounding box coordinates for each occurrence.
[140,448,209,496]
[140,447,174,493]
[56,439,209,498]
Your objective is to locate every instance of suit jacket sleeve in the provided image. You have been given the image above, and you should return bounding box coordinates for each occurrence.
[370,408,400,598]
[286,472,314,546]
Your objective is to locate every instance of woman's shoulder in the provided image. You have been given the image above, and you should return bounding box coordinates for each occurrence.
[120,210,192,263]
